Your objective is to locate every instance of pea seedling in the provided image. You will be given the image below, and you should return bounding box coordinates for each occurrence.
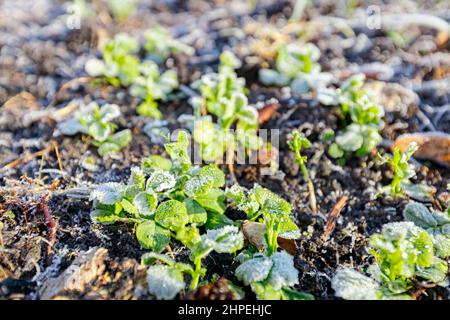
[91,131,233,252]
[85,33,140,87]
[319,74,385,159]
[143,225,244,299]
[226,184,311,299]
[129,60,179,118]
[332,217,449,300]
[379,142,418,198]
[144,26,194,64]
[191,51,262,163]
[259,42,333,95]
[288,130,317,213]
[58,102,132,156]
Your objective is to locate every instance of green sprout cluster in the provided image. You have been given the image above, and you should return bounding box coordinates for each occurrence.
[332,206,450,300]
[58,102,132,156]
[91,131,312,300]
[85,29,193,118]
[259,42,332,94]
[190,51,262,162]
[319,74,385,159]
[379,142,418,197]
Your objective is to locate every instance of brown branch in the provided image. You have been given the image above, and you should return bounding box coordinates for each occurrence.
[321,196,348,241]
[39,179,60,257]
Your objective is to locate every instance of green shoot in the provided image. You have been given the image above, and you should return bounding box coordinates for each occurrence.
[287,130,317,213]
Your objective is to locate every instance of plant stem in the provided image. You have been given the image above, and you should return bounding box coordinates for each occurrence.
[298,158,317,213]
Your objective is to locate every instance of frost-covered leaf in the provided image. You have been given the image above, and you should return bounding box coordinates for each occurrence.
[128,167,146,189]
[58,118,84,135]
[225,184,246,205]
[99,104,121,122]
[199,165,225,188]
[278,220,301,239]
[317,87,339,106]
[235,254,273,286]
[416,257,448,283]
[403,201,450,230]
[335,128,363,152]
[106,129,132,148]
[133,191,158,217]
[136,220,170,252]
[201,225,244,253]
[147,265,185,300]
[85,58,105,77]
[331,268,380,300]
[432,234,450,259]
[91,183,125,205]
[165,130,191,171]
[403,201,439,229]
[184,175,213,198]
[154,200,188,231]
[266,251,299,290]
[258,69,290,86]
[147,170,176,192]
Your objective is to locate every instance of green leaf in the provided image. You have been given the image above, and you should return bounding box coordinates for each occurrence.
[184,198,207,226]
[199,165,226,188]
[121,198,139,216]
[90,209,121,224]
[328,143,344,158]
[194,188,226,214]
[136,220,170,252]
[204,211,234,230]
[184,175,213,198]
[142,155,172,172]
[281,287,314,300]
[175,225,201,248]
[154,200,189,231]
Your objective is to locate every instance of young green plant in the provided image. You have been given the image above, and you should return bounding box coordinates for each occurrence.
[379,142,418,198]
[58,102,132,157]
[143,225,244,299]
[288,130,317,213]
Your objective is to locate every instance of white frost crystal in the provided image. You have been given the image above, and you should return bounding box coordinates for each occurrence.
[91,182,124,205]
[146,170,176,192]
[331,268,379,300]
[266,251,299,290]
[147,265,185,300]
[235,254,273,285]
[201,226,244,253]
